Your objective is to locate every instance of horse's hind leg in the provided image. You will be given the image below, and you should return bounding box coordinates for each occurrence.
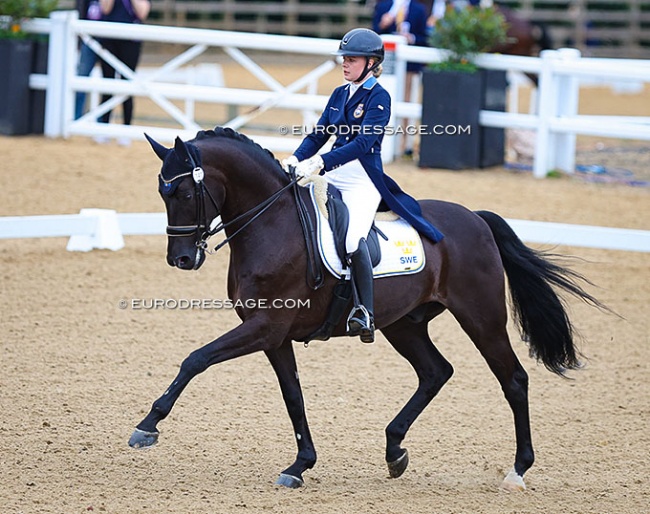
[380,314,454,479]
[451,304,534,491]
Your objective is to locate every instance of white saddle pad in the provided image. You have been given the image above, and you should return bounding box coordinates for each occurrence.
[306,182,426,279]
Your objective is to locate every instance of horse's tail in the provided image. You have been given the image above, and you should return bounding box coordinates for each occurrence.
[475,210,608,377]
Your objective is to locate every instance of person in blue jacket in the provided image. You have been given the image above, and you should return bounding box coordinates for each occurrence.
[373,0,430,156]
[282,28,444,344]
[373,0,429,73]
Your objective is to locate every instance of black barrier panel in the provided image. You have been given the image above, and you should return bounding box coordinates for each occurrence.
[0,39,34,136]
[419,69,506,170]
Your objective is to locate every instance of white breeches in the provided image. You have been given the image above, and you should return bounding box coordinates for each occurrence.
[324,159,381,254]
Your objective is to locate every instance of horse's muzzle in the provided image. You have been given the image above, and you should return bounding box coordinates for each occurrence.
[168,248,205,270]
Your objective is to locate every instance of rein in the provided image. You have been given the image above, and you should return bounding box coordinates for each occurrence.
[163,165,300,254]
[207,176,300,253]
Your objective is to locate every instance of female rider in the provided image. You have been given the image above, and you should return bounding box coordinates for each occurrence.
[283,28,444,343]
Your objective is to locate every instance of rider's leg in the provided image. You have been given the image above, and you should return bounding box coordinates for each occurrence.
[346,237,375,343]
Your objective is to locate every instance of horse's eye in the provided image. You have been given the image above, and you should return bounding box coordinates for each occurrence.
[184,192,193,201]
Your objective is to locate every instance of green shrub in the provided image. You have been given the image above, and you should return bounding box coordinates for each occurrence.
[0,0,59,37]
[430,5,508,72]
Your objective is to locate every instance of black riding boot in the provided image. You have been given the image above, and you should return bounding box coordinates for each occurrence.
[346,238,375,343]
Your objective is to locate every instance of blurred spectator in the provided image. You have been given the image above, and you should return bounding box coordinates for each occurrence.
[373,0,429,157]
[428,0,486,30]
[96,0,151,146]
[74,0,102,119]
[427,0,447,35]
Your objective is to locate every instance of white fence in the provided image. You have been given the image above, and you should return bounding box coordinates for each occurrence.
[1,210,649,254]
[23,11,650,177]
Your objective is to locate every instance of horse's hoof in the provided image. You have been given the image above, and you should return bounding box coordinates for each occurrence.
[500,469,526,492]
[275,473,304,489]
[387,449,409,478]
[128,428,159,448]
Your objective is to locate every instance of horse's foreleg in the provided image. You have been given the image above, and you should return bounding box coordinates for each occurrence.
[265,340,316,488]
[129,319,287,448]
[381,317,454,479]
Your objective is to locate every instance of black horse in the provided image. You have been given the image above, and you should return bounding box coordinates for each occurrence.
[129,127,604,491]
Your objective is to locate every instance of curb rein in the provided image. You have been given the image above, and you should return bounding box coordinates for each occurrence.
[163,163,324,289]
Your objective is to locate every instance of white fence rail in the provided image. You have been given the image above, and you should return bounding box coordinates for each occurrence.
[1,211,648,254]
[23,12,650,178]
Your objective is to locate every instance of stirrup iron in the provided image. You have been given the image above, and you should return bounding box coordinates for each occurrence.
[347,305,375,343]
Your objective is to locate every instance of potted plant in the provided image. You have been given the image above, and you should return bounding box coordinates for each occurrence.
[0,0,58,135]
[419,4,509,170]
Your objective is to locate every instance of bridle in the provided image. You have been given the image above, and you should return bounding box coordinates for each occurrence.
[160,141,321,287]
[161,165,220,248]
[161,165,300,256]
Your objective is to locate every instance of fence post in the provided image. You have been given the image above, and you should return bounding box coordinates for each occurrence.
[379,34,407,164]
[44,10,77,138]
[533,49,559,178]
[554,48,581,174]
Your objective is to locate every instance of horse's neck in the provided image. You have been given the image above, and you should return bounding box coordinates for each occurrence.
[224,187,298,265]
[217,156,296,246]
[210,145,284,217]
[222,174,287,220]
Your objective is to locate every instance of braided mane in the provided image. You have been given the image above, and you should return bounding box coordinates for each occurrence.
[194,126,284,172]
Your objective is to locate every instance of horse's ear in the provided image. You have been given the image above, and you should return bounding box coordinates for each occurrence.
[145,133,169,162]
[173,136,191,163]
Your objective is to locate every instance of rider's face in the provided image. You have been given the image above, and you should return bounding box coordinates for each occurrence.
[342,56,372,83]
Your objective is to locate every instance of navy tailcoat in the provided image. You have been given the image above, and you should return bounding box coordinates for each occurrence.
[294,77,444,243]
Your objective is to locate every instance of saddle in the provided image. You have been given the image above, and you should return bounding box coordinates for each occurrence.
[324,183,385,268]
[298,181,387,344]
[295,176,426,344]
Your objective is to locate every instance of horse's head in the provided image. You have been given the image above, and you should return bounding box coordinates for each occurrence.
[146,134,223,271]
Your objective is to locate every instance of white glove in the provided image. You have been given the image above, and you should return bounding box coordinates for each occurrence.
[295,155,324,179]
[281,155,299,173]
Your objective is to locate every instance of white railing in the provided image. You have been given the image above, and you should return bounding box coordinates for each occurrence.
[1,210,649,253]
[24,12,650,177]
[23,12,346,155]
[397,46,650,177]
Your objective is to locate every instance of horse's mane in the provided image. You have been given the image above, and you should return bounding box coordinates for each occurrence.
[194,126,284,173]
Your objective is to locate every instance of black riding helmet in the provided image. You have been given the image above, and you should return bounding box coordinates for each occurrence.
[334,28,385,83]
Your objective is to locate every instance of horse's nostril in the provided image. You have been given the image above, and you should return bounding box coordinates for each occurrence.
[174,255,193,269]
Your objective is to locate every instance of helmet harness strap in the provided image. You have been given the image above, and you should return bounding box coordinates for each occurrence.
[353,57,377,84]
